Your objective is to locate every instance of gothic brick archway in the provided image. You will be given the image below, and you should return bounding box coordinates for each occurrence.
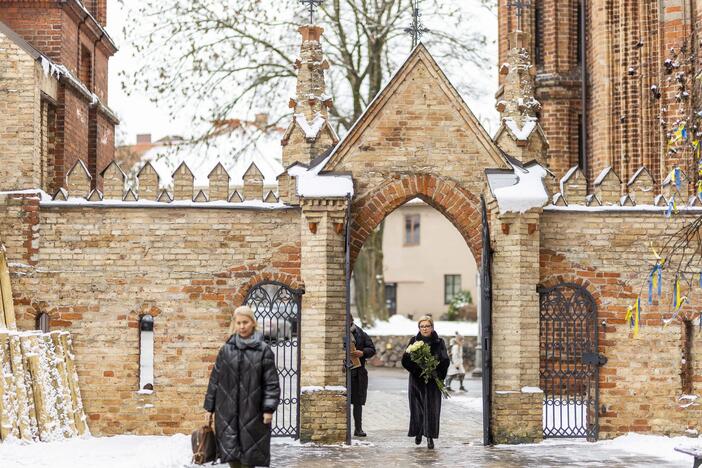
[349,173,483,267]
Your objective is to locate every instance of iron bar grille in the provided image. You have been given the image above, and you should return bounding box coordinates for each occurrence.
[245,281,303,438]
[539,283,599,440]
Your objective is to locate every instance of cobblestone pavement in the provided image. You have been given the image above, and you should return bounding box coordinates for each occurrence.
[193,367,686,468]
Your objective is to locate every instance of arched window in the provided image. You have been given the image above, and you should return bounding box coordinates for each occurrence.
[36,312,50,333]
[139,315,154,392]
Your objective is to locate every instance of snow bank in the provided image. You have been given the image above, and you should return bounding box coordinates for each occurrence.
[360,315,478,337]
[602,433,702,465]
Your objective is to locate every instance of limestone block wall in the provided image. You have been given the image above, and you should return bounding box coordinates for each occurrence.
[0,192,302,436]
[0,31,42,190]
[541,208,702,439]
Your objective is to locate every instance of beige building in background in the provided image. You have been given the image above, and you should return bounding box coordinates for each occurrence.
[381,198,478,319]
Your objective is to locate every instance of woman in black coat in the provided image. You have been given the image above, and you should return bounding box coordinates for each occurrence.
[401,315,450,450]
[204,306,280,468]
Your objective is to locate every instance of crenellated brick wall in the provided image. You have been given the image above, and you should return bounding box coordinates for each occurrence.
[0,199,302,435]
[541,208,702,438]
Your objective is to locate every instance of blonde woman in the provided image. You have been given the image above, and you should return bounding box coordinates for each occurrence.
[401,315,450,450]
[445,333,466,391]
[204,306,280,468]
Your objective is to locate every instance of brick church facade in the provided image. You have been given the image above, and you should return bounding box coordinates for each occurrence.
[500,0,702,188]
[0,1,700,446]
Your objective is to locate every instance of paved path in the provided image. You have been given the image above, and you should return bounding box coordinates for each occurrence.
[264,367,687,468]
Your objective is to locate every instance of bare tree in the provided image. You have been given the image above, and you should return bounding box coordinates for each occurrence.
[120,0,495,323]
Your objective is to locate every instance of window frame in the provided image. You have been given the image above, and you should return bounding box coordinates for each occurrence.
[404,214,421,246]
[444,274,462,305]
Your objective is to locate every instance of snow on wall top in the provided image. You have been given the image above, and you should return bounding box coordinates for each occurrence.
[290,150,354,198]
[131,124,284,189]
[487,162,549,214]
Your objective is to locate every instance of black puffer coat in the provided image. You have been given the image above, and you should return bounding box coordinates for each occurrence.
[204,333,280,466]
[350,325,376,406]
[401,331,450,439]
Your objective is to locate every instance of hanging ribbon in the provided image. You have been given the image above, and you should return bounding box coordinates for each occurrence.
[626,298,641,337]
[675,167,682,191]
[666,197,676,217]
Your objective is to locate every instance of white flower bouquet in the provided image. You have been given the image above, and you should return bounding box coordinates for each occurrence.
[406,341,450,398]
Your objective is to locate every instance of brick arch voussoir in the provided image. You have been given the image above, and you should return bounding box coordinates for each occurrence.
[232,272,304,307]
[350,174,483,268]
[538,274,605,311]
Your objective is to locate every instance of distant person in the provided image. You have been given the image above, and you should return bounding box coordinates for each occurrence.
[349,317,376,437]
[445,333,466,392]
[401,315,450,449]
[204,306,280,468]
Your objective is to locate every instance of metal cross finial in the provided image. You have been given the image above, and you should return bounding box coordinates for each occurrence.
[300,0,324,24]
[507,0,531,31]
[404,0,429,49]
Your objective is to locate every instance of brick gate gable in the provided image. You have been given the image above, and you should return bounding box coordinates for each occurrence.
[321,43,510,202]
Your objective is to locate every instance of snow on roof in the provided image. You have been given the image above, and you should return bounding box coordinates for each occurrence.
[132,123,284,189]
[560,165,580,193]
[290,149,354,198]
[594,166,613,186]
[627,166,651,186]
[294,113,327,139]
[487,162,549,214]
[503,117,538,141]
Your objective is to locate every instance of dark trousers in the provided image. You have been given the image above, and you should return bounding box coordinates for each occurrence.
[353,403,363,431]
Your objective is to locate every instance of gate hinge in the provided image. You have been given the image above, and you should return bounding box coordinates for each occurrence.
[582,352,607,367]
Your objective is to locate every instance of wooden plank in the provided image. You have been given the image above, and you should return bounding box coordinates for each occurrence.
[1,333,20,441]
[0,248,16,330]
[15,334,36,441]
[50,332,77,437]
[60,333,87,435]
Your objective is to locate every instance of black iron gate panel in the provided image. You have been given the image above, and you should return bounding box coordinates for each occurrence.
[539,283,599,440]
[480,196,493,446]
[245,281,303,438]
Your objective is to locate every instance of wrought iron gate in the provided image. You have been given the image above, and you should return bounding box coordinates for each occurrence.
[480,196,493,446]
[245,281,303,438]
[539,283,603,440]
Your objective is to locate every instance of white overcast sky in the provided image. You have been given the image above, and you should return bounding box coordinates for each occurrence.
[105,1,499,145]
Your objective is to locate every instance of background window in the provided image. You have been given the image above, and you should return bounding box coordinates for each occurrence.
[444,274,461,304]
[385,283,397,316]
[404,214,420,245]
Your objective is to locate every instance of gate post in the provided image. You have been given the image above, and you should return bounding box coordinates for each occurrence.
[298,198,348,443]
[490,208,543,444]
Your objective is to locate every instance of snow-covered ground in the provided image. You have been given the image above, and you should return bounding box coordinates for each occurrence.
[360,314,478,337]
[1,431,700,467]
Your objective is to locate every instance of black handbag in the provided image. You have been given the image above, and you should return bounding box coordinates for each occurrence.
[191,413,217,465]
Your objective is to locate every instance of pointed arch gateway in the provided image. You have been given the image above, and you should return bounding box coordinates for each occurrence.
[295,40,547,446]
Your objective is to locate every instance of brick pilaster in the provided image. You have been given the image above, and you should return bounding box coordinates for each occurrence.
[298,198,348,443]
[490,209,543,444]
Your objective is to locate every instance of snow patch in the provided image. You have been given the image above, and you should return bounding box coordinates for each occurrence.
[504,117,537,141]
[291,148,354,198]
[300,385,346,393]
[521,386,543,394]
[488,162,549,214]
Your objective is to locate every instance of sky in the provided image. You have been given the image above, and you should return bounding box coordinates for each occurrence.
[105,1,499,146]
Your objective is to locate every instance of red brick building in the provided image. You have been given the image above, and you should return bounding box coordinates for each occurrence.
[0,0,118,193]
[499,0,702,190]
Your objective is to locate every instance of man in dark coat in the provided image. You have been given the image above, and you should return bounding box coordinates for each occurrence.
[401,316,450,449]
[350,319,376,437]
[204,329,280,467]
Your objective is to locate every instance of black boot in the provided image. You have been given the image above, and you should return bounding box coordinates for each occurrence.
[353,404,366,437]
[415,435,422,445]
[427,437,434,449]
